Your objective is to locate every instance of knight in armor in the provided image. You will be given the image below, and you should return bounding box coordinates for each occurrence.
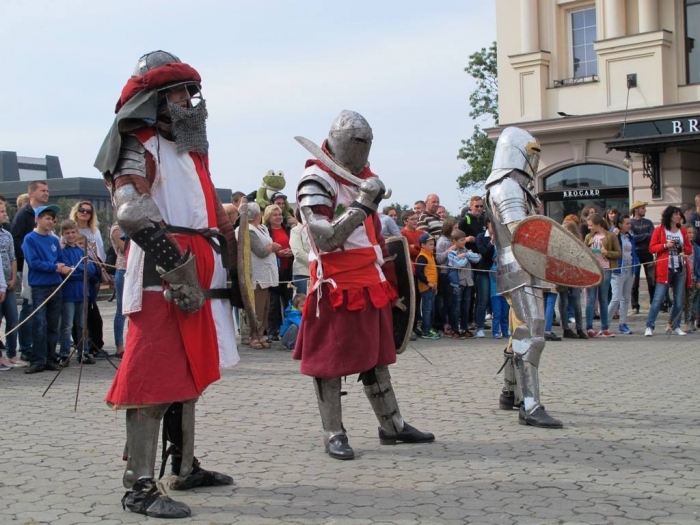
[294,110,435,460]
[94,51,238,518]
[485,127,563,429]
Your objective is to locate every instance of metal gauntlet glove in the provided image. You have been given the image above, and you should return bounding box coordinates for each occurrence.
[352,178,386,213]
[157,254,205,313]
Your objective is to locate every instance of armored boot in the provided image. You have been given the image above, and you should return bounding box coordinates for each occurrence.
[161,401,234,490]
[121,405,191,519]
[499,350,517,410]
[361,366,435,445]
[314,377,354,460]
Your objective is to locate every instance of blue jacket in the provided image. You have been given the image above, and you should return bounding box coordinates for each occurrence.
[693,243,700,284]
[60,245,100,302]
[280,302,302,337]
[22,231,62,286]
[613,231,640,275]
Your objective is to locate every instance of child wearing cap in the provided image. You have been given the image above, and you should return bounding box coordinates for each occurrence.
[415,233,440,339]
[21,205,71,374]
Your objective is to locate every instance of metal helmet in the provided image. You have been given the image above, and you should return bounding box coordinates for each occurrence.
[491,127,541,178]
[132,50,181,77]
[327,110,373,175]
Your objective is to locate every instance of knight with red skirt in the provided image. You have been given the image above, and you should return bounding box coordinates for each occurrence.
[293,110,434,460]
[94,51,238,518]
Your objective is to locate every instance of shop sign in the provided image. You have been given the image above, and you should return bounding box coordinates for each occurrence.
[561,189,600,199]
[622,116,700,138]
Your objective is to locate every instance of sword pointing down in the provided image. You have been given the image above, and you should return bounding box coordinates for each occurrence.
[294,136,392,199]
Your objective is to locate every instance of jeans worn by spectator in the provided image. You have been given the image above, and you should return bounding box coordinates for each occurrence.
[586,269,612,330]
[632,252,655,310]
[60,301,87,357]
[114,269,126,347]
[609,268,634,326]
[544,292,558,332]
[646,268,686,330]
[0,290,19,358]
[436,273,451,331]
[30,285,62,366]
[448,284,471,333]
[420,289,436,333]
[18,298,34,359]
[474,272,490,331]
[490,295,510,337]
[559,287,583,331]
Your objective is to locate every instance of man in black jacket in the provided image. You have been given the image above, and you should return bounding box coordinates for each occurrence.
[10,180,50,361]
[459,196,488,334]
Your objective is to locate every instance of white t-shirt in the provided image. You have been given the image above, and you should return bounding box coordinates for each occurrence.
[665,229,682,270]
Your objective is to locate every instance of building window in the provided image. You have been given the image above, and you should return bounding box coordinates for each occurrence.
[571,6,598,78]
[686,0,700,84]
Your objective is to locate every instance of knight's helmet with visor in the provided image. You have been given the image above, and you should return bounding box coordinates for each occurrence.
[491,127,541,179]
[326,110,373,175]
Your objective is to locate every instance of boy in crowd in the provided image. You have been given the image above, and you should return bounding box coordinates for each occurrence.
[446,229,480,338]
[416,233,440,339]
[59,221,100,364]
[22,205,70,374]
[280,293,306,350]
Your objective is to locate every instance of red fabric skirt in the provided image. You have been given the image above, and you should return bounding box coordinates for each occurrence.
[105,292,215,408]
[292,285,396,378]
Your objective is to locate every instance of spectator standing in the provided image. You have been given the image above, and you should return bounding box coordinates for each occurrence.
[244,203,280,349]
[474,217,495,338]
[436,206,448,219]
[16,193,29,210]
[289,211,311,295]
[413,200,426,216]
[579,205,598,239]
[644,206,692,336]
[606,208,620,232]
[608,215,638,335]
[400,210,422,339]
[489,241,510,339]
[69,201,107,356]
[435,218,456,334]
[630,201,656,314]
[417,194,444,238]
[379,205,401,239]
[11,180,50,362]
[58,223,99,365]
[459,196,488,335]
[446,229,480,338]
[415,233,439,339]
[109,222,127,358]
[264,204,293,341]
[682,224,699,332]
[558,221,586,339]
[0,200,22,366]
[22,205,69,374]
[584,213,620,337]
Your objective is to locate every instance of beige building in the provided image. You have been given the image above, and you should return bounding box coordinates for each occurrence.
[490,0,700,223]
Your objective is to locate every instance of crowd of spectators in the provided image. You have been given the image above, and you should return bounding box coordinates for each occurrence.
[4,180,700,373]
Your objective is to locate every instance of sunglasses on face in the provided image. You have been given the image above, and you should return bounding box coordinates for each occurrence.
[473,205,484,208]
[78,208,93,214]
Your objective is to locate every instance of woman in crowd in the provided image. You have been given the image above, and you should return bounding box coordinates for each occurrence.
[584,213,620,338]
[606,207,620,233]
[608,215,638,335]
[245,203,280,349]
[644,205,692,337]
[69,201,107,356]
[109,221,127,357]
[289,209,310,295]
[264,204,294,341]
[435,217,457,335]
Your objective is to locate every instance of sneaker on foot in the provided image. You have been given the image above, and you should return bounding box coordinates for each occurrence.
[599,330,615,337]
[672,327,687,336]
[476,330,485,338]
[587,329,599,338]
[421,331,440,340]
[8,357,29,367]
[544,331,561,341]
[493,333,502,339]
[644,327,653,337]
[618,324,633,335]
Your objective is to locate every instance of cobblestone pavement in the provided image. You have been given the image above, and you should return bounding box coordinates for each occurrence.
[2,301,700,524]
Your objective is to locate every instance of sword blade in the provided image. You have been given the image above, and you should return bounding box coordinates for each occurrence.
[294,136,363,187]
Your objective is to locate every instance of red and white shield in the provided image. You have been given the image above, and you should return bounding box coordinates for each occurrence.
[511,216,603,288]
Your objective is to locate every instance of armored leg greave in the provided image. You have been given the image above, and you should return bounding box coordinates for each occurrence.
[314,377,354,459]
[361,366,435,445]
[508,286,545,414]
[361,366,404,435]
[499,350,517,410]
[123,404,170,489]
[161,400,234,489]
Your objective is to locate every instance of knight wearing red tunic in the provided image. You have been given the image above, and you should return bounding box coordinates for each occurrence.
[294,110,434,460]
[94,50,237,519]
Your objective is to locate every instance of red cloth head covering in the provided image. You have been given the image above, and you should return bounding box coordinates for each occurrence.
[115,62,201,113]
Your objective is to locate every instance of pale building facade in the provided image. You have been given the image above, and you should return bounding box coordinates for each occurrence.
[491,0,700,223]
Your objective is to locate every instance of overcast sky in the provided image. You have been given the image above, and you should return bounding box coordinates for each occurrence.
[0,1,495,215]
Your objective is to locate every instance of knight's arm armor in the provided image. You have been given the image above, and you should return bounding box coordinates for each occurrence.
[298,175,385,252]
[486,173,531,233]
[110,134,203,313]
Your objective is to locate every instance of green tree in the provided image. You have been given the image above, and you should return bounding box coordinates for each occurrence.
[457,41,498,191]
